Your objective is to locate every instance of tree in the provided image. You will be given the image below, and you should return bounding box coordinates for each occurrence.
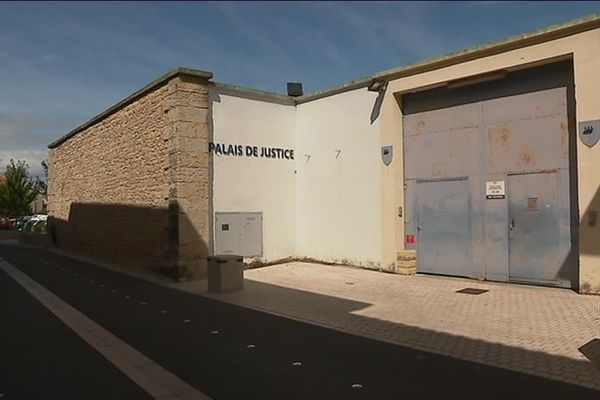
[0,159,40,217]
[35,159,48,196]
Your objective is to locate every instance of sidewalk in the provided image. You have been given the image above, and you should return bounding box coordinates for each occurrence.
[174,262,600,390]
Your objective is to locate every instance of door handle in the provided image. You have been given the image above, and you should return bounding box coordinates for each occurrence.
[417,226,422,231]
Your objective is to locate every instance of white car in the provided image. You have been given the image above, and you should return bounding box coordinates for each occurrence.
[22,214,48,233]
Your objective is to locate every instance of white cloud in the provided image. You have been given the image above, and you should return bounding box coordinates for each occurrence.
[0,150,47,178]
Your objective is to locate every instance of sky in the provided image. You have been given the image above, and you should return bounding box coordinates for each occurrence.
[1,1,600,178]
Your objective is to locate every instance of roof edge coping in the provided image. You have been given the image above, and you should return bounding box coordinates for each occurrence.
[212,82,295,106]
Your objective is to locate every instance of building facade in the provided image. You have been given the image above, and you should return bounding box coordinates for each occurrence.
[49,15,600,293]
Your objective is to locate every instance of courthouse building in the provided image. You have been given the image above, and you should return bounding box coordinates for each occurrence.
[49,14,600,293]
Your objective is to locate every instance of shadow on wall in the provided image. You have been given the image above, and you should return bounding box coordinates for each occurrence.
[48,202,208,280]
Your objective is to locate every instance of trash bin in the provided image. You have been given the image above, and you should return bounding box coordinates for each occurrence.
[207,255,244,293]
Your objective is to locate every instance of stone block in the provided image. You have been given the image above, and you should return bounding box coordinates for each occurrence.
[207,256,244,293]
[396,259,416,268]
[396,266,417,275]
[397,249,417,261]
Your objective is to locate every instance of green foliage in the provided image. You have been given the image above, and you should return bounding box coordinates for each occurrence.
[35,160,48,195]
[0,159,40,217]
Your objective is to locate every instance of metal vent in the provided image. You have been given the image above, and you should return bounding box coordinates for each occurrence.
[287,82,303,97]
[456,288,489,295]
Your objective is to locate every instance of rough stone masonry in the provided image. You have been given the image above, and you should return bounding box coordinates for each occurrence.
[47,69,212,279]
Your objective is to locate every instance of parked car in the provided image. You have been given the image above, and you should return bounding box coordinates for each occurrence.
[0,217,14,230]
[16,216,30,231]
[20,215,48,233]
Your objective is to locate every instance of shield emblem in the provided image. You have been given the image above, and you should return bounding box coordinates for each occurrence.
[381,145,393,166]
[579,120,600,148]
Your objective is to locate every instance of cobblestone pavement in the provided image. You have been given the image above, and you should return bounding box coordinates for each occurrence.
[176,262,600,391]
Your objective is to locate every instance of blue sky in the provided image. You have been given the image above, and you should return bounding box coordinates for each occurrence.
[1,1,600,177]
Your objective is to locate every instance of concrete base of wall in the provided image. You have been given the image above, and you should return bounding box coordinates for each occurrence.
[245,254,420,277]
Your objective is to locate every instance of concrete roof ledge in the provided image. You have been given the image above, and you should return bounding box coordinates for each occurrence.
[213,82,295,106]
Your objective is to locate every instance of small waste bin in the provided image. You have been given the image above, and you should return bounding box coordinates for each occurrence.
[207,255,244,293]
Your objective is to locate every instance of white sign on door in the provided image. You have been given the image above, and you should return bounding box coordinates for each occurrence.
[486,180,505,199]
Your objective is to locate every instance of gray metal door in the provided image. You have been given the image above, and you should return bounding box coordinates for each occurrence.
[416,179,471,277]
[508,173,559,284]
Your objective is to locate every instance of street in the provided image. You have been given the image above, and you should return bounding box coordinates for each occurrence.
[1,244,598,399]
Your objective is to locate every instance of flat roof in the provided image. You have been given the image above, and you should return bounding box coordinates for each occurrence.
[49,12,600,148]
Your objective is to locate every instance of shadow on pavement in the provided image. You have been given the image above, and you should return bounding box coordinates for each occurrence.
[1,243,599,399]
[202,277,600,391]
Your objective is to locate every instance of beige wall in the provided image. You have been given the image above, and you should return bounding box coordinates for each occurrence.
[210,89,296,262]
[48,83,172,270]
[48,74,211,278]
[379,28,600,293]
[296,89,384,268]
[166,75,212,277]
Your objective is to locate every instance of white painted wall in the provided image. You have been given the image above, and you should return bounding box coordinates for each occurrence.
[295,89,383,267]
[210,88,296,262]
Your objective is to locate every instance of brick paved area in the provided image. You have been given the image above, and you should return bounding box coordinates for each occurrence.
[176,262,600,390]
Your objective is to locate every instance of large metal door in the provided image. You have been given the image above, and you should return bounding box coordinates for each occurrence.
[416,179,471,277]
[508,173,559,284]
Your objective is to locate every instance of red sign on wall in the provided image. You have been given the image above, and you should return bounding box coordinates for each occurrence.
[406,234,415,244]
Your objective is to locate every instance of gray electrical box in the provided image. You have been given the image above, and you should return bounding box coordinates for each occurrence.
[215,212,263,257]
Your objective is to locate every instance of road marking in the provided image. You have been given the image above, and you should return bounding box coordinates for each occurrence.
[351,384,363,389]
[0,258,211,400]
[246,344,255,349]
[210,330,219,335]
[183,319,191,323]
[160,310,167,314]
[292,361,302,366]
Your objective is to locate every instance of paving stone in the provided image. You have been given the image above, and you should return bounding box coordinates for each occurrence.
[196,262,600,391]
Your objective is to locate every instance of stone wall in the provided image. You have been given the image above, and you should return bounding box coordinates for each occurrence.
[164,75,211,278]
[48,73,211,278]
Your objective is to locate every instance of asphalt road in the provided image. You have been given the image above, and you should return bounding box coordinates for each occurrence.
[1,244,598,400]
[0,249,150,400]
